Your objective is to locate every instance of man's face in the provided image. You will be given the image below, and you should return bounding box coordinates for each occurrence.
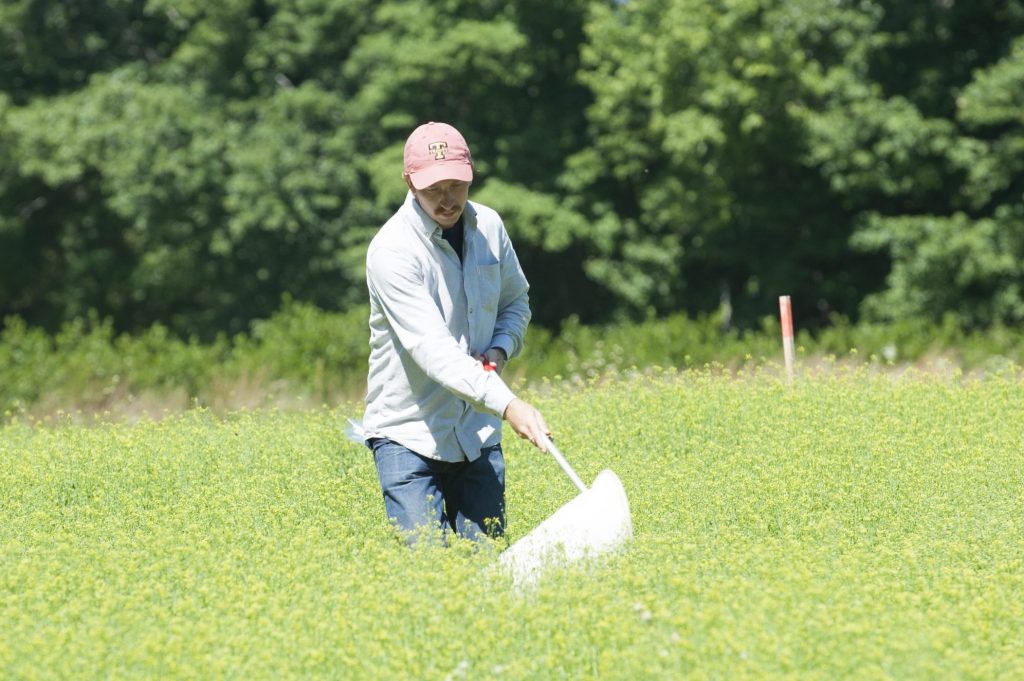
[408,178,471,228]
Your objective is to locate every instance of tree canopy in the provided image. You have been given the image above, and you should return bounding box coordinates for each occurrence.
[1,0,1022,338]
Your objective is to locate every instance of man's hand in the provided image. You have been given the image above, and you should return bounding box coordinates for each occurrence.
[503,398,553,452]
[474,347,508,374]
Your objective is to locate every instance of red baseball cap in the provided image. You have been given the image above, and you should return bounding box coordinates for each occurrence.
[403,122,474,190]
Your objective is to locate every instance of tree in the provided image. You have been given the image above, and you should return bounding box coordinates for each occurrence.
[0,0,180,102]
[0,0,604,335]
[3,0,1023,338]
[853,35,1024,325]
[799,1,1024,326]
[568,0,889,328]
[571,0,1024,330]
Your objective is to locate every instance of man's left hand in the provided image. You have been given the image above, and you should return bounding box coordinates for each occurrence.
[477,347,507,374]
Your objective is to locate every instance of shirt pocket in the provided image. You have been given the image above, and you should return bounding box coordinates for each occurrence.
[476,262,501,313]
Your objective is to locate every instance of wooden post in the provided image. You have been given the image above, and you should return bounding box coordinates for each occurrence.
[779,295,795,382]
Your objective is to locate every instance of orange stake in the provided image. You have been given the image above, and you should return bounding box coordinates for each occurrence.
[779,295,795,382]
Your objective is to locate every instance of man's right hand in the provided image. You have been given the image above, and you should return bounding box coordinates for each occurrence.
[503,398,553,452]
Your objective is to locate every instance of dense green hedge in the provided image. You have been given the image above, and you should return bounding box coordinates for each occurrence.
[4,302,1023,419]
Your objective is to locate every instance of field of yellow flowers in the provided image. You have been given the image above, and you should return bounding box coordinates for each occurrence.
[2,367,1022,679]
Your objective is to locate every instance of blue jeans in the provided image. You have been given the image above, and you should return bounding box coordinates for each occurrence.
[370,438,506,544]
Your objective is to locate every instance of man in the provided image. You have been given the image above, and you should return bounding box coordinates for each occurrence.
[362,121,552,544]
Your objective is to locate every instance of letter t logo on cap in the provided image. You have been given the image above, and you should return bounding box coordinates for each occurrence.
[428,141,448,160]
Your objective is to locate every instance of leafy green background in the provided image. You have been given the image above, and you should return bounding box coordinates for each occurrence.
[3,0,1023,339]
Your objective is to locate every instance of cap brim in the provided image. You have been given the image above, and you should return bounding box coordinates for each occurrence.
[408,162,473,190]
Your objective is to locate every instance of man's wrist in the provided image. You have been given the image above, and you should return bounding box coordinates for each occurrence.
[490,346,508,361]
[502,396,521,420]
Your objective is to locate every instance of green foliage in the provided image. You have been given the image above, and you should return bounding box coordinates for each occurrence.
[3,372,1024,677]
[852,212,1024,326]
[570,0,890,327]
[518,312,775,382]
[5,303,1024,418]
[4,71,227,331]
[0,312,224,415]
[0,0,597,337]
[227,299,369,402]
[0,0,179,103]
[794,2,1024,326]
[2,0,1024,338]
[0,301,374,415]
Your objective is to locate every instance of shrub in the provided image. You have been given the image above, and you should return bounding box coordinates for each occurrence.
[226,299,370,401]
[3,302,1024,418]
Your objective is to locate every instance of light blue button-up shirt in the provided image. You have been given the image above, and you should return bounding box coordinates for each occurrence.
[363,192,531,462]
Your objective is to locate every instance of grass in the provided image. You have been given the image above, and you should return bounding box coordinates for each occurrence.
[2,366,1023,678]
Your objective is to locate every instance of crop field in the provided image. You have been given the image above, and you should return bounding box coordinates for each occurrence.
[2,367,1023,679]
